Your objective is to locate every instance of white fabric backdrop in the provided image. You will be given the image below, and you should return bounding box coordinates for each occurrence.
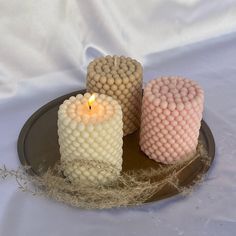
[1,0,236,82]
[1,1,236,236]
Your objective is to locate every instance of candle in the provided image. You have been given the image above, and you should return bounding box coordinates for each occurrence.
[86,55,143,136]
[140,77,204,164]
[58,93,123,185]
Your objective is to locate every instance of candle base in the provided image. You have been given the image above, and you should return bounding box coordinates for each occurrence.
[62,159,121,186]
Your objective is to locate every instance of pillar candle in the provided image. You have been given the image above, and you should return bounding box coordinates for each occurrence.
[58,93,123,185]
[86,55,143,136]
[140,76,204,164]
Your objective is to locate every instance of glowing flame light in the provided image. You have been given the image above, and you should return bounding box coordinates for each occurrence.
[88,94,96,110]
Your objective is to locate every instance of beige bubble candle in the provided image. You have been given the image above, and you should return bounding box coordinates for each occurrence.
[87,55,143,136]
[58,93,123,185]
[140,77,204,164]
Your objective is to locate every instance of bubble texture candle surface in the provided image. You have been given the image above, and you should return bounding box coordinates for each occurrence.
[140,77,204,164]
[58,93,123,185]
[86,56,143,136]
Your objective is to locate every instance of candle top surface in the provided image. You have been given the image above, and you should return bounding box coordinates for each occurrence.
[87,55,142,79]
[59,93,122,125]
[144,77,204,108]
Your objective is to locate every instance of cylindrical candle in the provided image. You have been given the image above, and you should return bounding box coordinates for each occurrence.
[86,55,143,136]
[140,77,204,164]
[58,93,123,185]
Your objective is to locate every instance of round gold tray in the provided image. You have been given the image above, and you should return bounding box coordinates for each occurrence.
[17,90,215,204]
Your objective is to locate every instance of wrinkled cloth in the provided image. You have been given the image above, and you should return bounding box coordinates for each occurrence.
[1,1,236,236]
[1,0,236,82]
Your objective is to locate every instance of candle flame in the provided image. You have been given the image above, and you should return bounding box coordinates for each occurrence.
[88,94,96,110]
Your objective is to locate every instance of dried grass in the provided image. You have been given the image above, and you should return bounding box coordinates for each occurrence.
[0,143,210,209]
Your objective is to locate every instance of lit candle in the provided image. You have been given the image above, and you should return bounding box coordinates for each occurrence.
[86,55,143,136]
[140,77,204,164]
[57,93,123,185]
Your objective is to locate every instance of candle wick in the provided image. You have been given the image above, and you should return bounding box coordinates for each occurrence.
[89,105,91,110]
[114,56,117,68]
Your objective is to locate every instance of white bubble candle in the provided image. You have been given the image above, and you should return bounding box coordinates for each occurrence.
[58,93,123,185]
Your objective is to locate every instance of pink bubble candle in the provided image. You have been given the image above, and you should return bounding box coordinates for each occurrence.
[140,76,204,164]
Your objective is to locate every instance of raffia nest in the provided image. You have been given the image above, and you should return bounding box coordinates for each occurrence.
[0,143,210,209]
